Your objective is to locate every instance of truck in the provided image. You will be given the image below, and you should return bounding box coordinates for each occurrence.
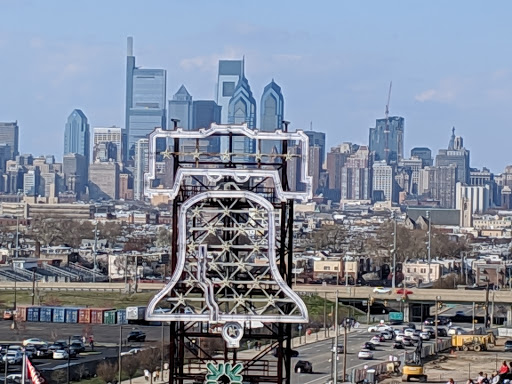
[126,306,146,324]
[451,332,496,352]
[389,311,404,325]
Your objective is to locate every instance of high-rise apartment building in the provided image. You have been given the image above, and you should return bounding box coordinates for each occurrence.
[259,80,284,155]
[369,116,404,163]
[125,37,166,160]
[456,182,490,214]
[398,157,423,195]
[216,60,243,124]
[410,147,433,167]
[340,146,371,201]
[420,164,457,208]
[372,160,395,202]
[0,122,19,159]
[326,143,356,197]
[435,127,470,183]
[23,169,40,196]
[308,146,321,195]
[93,127,124,163]
[64,109,90,165]
[168,85,193,130]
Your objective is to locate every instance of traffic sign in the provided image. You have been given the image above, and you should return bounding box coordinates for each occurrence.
[206,362,243,384]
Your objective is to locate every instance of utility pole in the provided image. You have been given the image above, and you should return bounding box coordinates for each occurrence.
[118,326,123,384]
[426,210,432,283]
[435,296,440,353]
[391,211,397,289]
[333,290,339,384]
[367,295,371,325]
[93,221,98,283]
[323,291,327,338]
[472,301,476,333]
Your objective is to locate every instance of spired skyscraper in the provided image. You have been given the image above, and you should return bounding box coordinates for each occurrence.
[125,37,166,161]
[227,73,257,155]
[168,85,193,130]
[64,109,90,165]
[259,80,284,155]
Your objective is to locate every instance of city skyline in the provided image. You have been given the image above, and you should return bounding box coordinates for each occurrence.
[1,1,512,171]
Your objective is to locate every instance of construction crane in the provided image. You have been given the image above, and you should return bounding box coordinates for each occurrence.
[383,81,393,164]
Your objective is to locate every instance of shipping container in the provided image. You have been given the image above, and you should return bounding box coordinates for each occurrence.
[126,306,146,324]
[104,310,117,325]
[78,308,91,324]
[15,306,27,322]
[117,309,127,325]
[52,307,66,323]
[27,307,40,322]
[65,308,79,323]
[39,307,53,322]
[90,308,112,324]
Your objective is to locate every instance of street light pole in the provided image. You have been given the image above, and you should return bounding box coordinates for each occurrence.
[93,221,98,283]
[435,296,440,353]
[333,290,339,384]
[118,325,123,384]
[391,212,397,289]
[427,211,432,283]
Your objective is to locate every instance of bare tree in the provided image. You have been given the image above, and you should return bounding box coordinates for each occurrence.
[52,370,67,384]
[139,348,161,384]
[155,227,172,248]
[96,361,118,384]
[98,222,123,247]
[122,355,141,384]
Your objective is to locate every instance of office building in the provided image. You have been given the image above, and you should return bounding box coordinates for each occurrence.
[125,37,166,160]
[216,60,243,124]
[119,173,133,200]
[227,75,257,155]
[134,138,149,200]
[192,100,222,152]
[369,116,404,163]
[168,85,193,130]
[287,144,303,192]
[326,143,356,195]
[372,160,395,202]
[259,80,284,155]
[93,127,124,163]
[435,127,470,183]
[0,122,19,158]
[23,169,40,196]
[0,144,12,173]
[304,131,326,166]
[340,146,371,201]
[308,146,321,195]
[398,157,423,195]
[88,162,119,201]
[64,109,90,166]
[63,153,87,196]
[410,147,433,167]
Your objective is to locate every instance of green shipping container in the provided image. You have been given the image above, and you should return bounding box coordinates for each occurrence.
[104,310,117,325]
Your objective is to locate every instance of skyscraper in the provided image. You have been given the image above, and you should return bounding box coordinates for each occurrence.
[192,100,222,152]
[63,153,87,197]
[341,146,371,201]
[369,116,404,163]
[260,80,284,155]
[134,138,149,200]
[216,60,243,123]
[227,75,257,154]
[168,85,193,130]
[372,160,395,202]
[125,37,166,160]
[64,109,90,165]
[0,122,19,158]
[410,147,433,167]
[435,127,470,184]
[419,164,457,208]
[304,131,326,166]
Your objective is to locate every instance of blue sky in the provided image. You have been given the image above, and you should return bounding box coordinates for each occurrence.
[1,0,511,171]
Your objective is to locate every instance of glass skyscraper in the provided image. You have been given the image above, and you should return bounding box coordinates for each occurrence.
[168,85,193,130]
[125,37,166,161]
[368,116,405,164]
[259,80,284,156]
[216,60,243,124]
[228,76,257,155]
[64,109,90,165]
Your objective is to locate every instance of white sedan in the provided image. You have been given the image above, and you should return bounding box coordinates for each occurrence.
[369,336,381,345]
[358,349,374,360]
[368,325,391,333]
[53,350,69,360]
[23,338,48,347]
[419,331,430,340]
[373,287,391,294]
[403,328,415,337]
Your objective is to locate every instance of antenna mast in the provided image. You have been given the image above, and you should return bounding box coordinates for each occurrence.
[384,81,393,164]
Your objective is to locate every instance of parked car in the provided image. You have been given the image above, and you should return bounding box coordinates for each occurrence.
[369,336,381,345]
[424,317,438,326]
[403,328,415,337]
[49,341,68,351]
[393,340,405,349]
[127,331,146,342]
[373,287,391,294]
[294,360,313,373]
[402,337,414,346]
[70,341,85,353]
[23,338,47,347]
[53,350,69,360]
[504,340,512,352]
[438,316,450,325]
[380,331,394,340]
[5,374,22,384]
[395,332,405,342]
[419,331,431,340]
[34,346,52,358]
[3,351,22,365]
[437,328,448,337]
[358,349,374,360]
[24,345,37,358]
[362,342,376,351]
[3,310,14,321]
[448,327,465,336]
